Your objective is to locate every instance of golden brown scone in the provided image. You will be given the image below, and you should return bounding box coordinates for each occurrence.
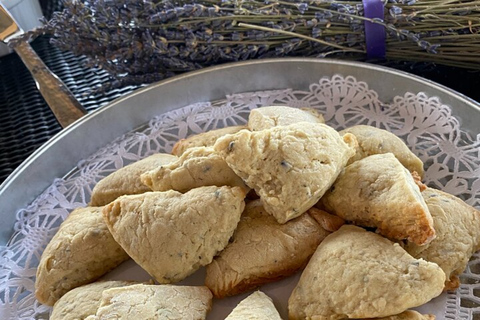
[103,186,246,284]
[322,153,435,246]
[225,291,282,320]
[141,147,248,193]
[89,153,177,206]
[50,281,135,320]
[340,125,424,177]
[35,207,130,306]
[205,200,329,298]
[90,284,212,319]
[214,122,357,224]
[405,187,480,291]
[288,225,446,320]
[172,125,246,156]
[248,105,325,131]
[411,171,427,191]
[369,310,435,320]
[307,207,345,232]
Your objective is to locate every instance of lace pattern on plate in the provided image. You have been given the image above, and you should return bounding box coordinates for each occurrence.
[0,75,479,319]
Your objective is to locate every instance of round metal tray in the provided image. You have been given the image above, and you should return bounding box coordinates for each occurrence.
[1,57,479,244]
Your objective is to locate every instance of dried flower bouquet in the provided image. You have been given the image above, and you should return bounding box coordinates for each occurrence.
[40,0,480,88]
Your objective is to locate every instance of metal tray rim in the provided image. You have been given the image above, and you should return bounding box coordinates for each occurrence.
[1,57,479,244]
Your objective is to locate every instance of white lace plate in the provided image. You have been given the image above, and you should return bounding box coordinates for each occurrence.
[1,75,479,319]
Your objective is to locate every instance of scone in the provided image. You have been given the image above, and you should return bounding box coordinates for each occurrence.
[340,125,424,177]
[50,281,135,320]
[90,153,177,206]
[88,284,212,319]
[103,186,246,283]
[205,200,331,298]
[35,207,130,306]
[225,291,282,320]
[214,122,357,223]
[372,310,435,320]
[405,187,480,291]
[307,207,345,232]
[172,125,246,156]
[288,225,445,320]
[322,153,435,245]
[248,105,325,131]
[141,147,248,193]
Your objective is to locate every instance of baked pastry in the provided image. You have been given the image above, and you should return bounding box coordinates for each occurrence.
[141,147,248,193]
[90,153,177,206]
[205,200,331,298]
[35,207,130,306]
[225,291,282,319]
[322,153,435,245]
[372,310,435,320]
[172,125,246,156]
[214,122,357,223]
[405,187,480,291]
[88,284,212,319]
[248,106,324,131]
[340,125,424,177]
[103,186,246,283]
[288,225,445,320]
[307,207,345,232]
[50,281,134,320]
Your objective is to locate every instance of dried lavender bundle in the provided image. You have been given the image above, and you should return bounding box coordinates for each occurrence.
[44,0,480,89]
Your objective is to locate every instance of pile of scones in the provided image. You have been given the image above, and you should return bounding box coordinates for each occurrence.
[35,106,480,320]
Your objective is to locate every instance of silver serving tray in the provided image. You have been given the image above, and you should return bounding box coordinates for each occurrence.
[0,58,479,245]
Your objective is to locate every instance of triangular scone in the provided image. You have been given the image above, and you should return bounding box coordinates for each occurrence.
[35,207,130,306]
[288,225,445,320]
[214,122,357,224]
[90,153,177,206]
[322,153,434,245]
[90,284,212,319]
[205,200,332,298]
[248,105,324,131]
[51,281,135,320]
[225,291,282,320]
[340,125,424,177]
[141,147,249,193]
[405,187,480,291]
[172,125,246,156]
[371,310,435,320]
[103,186,246,283]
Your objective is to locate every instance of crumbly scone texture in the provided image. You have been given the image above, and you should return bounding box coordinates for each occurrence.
[50,280,134,320]
[171,125,246,156]
[225,291,282,320]
[90,284,212,320]
[141,147,248,193]
[288,225,446,320]
[89,153,177,206]
[322,153,435,245]
[369,310,435,320]
[35,207,130,306]
[340,125,424,177]
[405,187,480,291]
[248,105,325,131]
[214,122,357,224]
[205,200,329,298]
[103,186,246,284]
